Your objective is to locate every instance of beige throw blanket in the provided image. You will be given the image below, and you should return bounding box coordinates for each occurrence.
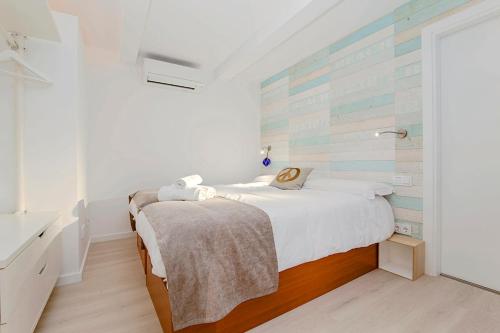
[141,198,278,330]
[131,189,159,212]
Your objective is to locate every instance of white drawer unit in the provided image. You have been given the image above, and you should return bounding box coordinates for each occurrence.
[0,212,62,333]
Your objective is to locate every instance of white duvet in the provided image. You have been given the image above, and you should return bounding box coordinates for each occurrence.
[132,182,395,279]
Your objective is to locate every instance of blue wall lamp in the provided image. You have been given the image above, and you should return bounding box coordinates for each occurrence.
[261,145,271,167]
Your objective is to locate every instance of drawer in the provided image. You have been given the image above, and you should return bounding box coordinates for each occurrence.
[0,221,62,326]
[0,233,61,333]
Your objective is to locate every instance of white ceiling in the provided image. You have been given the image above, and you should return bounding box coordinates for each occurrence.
[0,0,60,42]
[49,0,124,52]
[3,0,410,81]
[48,0,348,78]
[241,0,407,83]
[140,0,312,69]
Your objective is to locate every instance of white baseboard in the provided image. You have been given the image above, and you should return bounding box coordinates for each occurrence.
[57,271,83,286]
[56,231,134,286]
[91,230,135,243]
[57,236,91,286]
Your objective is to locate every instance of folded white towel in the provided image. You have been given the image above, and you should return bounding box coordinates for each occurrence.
[157,185,216,202]
[174,175,203,189]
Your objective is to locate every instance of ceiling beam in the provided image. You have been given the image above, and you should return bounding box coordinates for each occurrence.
[214,0,343,80]
[121,0,151,64]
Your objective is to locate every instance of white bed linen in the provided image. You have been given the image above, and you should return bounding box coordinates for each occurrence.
[131,182,395,278]
[129,198,139,217]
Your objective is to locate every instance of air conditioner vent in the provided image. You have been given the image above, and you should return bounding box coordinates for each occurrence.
[146,79,196,91]
[143,58,205,93]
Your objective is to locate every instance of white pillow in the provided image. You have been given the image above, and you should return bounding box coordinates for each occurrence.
[253,174,276,184]
[303,178,393,199]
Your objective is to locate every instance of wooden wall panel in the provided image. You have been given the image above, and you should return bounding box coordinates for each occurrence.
[260,0,481,239]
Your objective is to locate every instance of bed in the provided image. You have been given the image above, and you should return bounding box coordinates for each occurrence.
[129,181,394,333]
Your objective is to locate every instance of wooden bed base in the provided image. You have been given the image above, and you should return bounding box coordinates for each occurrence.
[136,234,378,333]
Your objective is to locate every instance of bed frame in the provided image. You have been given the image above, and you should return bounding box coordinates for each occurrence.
[130,199,378,333]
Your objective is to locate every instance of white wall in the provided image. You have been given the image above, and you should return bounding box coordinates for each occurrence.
[0,36,19,213]
[22,12,89,279]
[84,48,261,238]
[76,35,89,264]
[24,13,80,216]
[0,73,18,213]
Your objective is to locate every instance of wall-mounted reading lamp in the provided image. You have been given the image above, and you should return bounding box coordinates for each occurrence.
[260,145,271,167]
[375,129,408,139]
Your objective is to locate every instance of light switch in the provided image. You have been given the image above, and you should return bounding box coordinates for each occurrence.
[393,175,413,186]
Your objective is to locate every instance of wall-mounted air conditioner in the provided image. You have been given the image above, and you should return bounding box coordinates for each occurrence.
[143,58,206,93]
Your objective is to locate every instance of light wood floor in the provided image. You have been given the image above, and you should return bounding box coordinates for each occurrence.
[36,237,500,333]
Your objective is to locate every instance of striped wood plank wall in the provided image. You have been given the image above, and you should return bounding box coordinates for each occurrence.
[260,0,481,239]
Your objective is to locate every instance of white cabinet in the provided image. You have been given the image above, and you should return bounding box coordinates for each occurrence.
[0,213,62,333]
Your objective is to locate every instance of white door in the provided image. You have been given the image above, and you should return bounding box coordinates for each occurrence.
[439,12,500,291]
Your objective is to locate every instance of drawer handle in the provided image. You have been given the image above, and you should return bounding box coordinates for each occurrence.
[38,231,45,238]
[39,263,47,275]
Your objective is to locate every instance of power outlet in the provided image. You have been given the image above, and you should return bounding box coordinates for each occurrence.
[395,221,412,236]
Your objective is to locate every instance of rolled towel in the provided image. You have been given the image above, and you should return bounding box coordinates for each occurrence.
[158,185,216,202]
[174,175,203,189]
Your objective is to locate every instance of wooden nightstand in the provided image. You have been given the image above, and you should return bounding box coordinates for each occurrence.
[379,234,425,280]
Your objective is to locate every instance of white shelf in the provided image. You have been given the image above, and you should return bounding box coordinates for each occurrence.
[0,50,52,84]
